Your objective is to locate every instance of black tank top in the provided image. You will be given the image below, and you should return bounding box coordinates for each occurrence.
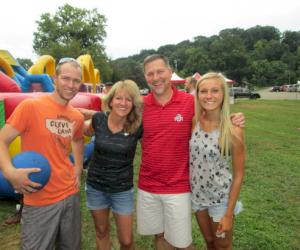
[87,112,142,193]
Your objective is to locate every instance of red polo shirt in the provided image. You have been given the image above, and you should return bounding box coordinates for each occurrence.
[138,88,194,193]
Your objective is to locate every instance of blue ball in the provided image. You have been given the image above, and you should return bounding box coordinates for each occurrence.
[0,151,51,199]
[12,151,51,188]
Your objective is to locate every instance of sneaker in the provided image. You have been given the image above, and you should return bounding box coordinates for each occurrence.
[4,211,22,225]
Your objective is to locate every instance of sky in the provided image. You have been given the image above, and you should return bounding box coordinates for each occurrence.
[1,0,300,61]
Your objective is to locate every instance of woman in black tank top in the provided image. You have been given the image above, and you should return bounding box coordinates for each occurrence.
[83,80,143,250]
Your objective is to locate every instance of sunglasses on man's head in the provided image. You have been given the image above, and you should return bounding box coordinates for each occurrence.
[58,57,80,66]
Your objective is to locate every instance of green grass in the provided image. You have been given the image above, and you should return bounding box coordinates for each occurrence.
[1,99,300,249]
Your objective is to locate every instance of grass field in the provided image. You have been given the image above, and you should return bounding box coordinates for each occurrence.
[0,99,299,249]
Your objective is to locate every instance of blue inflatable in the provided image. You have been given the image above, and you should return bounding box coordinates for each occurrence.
[22,74,54,92]
[11,65,55,93]
[0,151,51,199]
[69,140,94,168]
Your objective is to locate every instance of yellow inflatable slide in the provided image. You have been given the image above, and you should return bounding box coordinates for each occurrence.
[28,54,100,92]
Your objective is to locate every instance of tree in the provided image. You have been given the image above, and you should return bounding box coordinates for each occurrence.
[281,31,300,52]
[183,47,210,75]
[244,26,280,50]
[111,59,146,88]
[252,39,287,61]
[17,58,33,70]
[250,59,288,86]
[109,25,298,87]
[209,30,249,82]
[33,4,111,81]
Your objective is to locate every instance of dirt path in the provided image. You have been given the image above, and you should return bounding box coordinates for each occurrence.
[258,88,300,100]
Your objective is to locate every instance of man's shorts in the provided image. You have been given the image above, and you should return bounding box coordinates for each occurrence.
[86,184,134,215]
[137,188,192,248]
[21,192,81,250]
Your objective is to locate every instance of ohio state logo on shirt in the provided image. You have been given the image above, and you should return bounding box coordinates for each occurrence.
[174,113,183,122]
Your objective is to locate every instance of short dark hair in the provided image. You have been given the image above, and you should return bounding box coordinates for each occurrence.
[143,54,170,71]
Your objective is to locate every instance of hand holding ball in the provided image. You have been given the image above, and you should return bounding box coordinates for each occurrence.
[0,151,50,199]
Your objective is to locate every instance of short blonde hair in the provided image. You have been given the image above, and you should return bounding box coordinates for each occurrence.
[195,72,232,158]
[102,80,143,134]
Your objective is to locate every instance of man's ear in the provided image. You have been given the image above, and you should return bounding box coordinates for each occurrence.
[53,75,58,86]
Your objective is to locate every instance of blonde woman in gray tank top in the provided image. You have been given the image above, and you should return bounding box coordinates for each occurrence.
[190,72,245,250]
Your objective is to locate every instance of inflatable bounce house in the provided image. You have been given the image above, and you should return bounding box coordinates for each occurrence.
[0,50,102,199]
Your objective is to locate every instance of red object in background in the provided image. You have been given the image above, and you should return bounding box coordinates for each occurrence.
[70,93,102,111]
[193,72,202,80]
[170,72,186,85]
[0,71,21,93]
[225,78,235,85]
[0,92,102,121]
[0,93,45,120]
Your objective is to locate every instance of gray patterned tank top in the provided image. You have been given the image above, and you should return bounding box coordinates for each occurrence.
[189,122,232,206]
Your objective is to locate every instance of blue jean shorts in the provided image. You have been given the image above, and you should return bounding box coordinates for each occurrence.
[85,184,134,215]
[192,200,243,222]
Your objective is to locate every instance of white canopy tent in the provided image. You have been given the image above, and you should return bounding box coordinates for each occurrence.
[170,72,185,85]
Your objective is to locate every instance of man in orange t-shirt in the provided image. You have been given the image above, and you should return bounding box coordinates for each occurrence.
[0,58,84,249]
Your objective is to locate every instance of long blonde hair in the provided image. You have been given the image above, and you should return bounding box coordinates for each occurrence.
[102,80,143,134]
[195,72,232,158]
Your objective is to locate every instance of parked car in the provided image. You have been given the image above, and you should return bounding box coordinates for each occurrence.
[286,84,295,92]
[280,84,288,92]
[290,84,298,92]
[270,86,281,92]
[232,87,261,99]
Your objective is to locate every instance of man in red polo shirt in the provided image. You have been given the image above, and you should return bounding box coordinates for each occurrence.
[137,54,194,249]
[137,54,244,250]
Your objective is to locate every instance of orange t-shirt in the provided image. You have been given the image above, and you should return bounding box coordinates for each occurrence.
[7,95,84,206]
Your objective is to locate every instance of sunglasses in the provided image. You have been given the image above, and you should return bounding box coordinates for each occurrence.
[57,57,80,66]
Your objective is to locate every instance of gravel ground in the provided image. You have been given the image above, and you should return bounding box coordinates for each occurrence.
[258,88,300,100]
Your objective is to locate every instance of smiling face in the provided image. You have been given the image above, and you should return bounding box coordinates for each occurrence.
[110,88,133,118]
[144,58,173,98]
[54,62,82,104]
[198,78,224,112]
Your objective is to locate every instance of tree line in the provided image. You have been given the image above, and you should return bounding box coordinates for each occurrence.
[112,26,300,88]
[21,4,300,89]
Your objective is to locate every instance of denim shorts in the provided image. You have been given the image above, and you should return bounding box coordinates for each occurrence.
[85,184,134,215]
[192,200,243,222]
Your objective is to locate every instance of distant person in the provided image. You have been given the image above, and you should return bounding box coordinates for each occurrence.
[0,58,84,249]
[102,81,114,94]
[190,72,245,250]
[82,80,143,250]
[185,76,197,95]
[136,54,245,250]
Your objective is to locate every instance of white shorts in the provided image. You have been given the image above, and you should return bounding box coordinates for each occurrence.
[137,189,192,248]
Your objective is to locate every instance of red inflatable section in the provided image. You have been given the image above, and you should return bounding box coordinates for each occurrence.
[0,71,21,93]
[0,93,101,121]
[70,93,102,111]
